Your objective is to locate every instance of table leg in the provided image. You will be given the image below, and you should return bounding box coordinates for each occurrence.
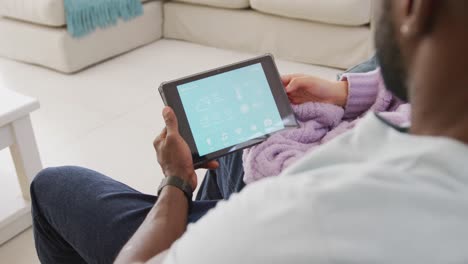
[9,115,42,201]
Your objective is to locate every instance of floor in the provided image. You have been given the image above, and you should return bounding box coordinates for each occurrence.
[0,39,340,263]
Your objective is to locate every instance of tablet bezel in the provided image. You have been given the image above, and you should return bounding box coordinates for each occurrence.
[159,54,298,166]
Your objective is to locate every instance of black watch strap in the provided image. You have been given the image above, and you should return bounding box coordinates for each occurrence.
[157,176,193,202]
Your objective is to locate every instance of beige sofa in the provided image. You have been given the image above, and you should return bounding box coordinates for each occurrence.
[0,0,374,73]
[0,0,163,73]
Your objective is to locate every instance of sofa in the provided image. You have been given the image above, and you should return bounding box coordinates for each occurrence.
[0,0,374,73]
[0,0,163,73]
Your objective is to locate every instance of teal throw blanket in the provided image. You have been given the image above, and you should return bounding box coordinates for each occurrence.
[64,0,143,38]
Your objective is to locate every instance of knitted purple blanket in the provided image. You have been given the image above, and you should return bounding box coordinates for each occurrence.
[242,102,345,184]
[242,69,411,184]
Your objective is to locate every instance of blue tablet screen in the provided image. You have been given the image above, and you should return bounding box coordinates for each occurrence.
[177,63,285,156]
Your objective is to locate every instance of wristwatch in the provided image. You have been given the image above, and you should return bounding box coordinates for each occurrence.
[157,176,193,202]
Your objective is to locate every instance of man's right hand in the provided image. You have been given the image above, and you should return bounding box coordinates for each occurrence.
[153,107,219,190]
[281,74,349,107]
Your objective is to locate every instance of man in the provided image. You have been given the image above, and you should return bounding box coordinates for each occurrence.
[31,0,468,263]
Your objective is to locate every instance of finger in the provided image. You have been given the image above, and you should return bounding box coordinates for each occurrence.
[281,75,294,86]
[153,127,167,146]
[195,160,220,170]
[162,107,179,135]
[286,76,310,93]
[281,74,305,87]
[205,161,219,170]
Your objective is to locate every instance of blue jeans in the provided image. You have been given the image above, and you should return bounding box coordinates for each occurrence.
[31,167,220,264]
[31,153,245,264]
[196,151,246,200]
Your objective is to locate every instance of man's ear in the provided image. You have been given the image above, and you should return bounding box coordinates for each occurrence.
[400,0,436,38]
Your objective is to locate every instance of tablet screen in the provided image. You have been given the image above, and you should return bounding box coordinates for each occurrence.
[177,63,285,156]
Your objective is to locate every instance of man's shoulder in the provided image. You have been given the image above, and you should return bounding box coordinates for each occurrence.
[228,162,409,220]
[164,163,462,264]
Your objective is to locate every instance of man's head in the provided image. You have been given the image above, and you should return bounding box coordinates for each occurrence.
[375,0,409,101]
[374,0,468,142]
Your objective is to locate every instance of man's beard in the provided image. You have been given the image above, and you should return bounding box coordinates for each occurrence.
[375,0,409,102]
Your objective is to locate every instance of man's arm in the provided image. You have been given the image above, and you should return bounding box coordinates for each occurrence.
[114,186,189,264]
[115,107,218,264]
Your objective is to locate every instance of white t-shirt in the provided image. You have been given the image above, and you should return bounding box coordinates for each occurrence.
[164,113,468,264]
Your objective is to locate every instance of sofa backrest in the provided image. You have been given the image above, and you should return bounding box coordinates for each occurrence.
[174,0,250,9]
[174,0,373,26]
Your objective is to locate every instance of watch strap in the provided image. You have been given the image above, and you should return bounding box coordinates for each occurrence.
[157,176,193,202]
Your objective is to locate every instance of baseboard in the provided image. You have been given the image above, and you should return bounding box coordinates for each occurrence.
[0,201,32,245]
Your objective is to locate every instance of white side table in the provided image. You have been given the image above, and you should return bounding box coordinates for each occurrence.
[0,89,42,245]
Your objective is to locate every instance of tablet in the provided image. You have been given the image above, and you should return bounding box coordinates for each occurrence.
[158,54,298,166]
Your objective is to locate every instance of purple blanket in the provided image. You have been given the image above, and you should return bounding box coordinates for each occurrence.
[242,68,411,184]
[242,102,345,184]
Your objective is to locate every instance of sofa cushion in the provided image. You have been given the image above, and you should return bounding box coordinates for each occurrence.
[164,2,373,69]
[174,0,249,9]
[250,0,372,26]
[0,1,162,73]
[0,0,152,27]
[0,0,65,26]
